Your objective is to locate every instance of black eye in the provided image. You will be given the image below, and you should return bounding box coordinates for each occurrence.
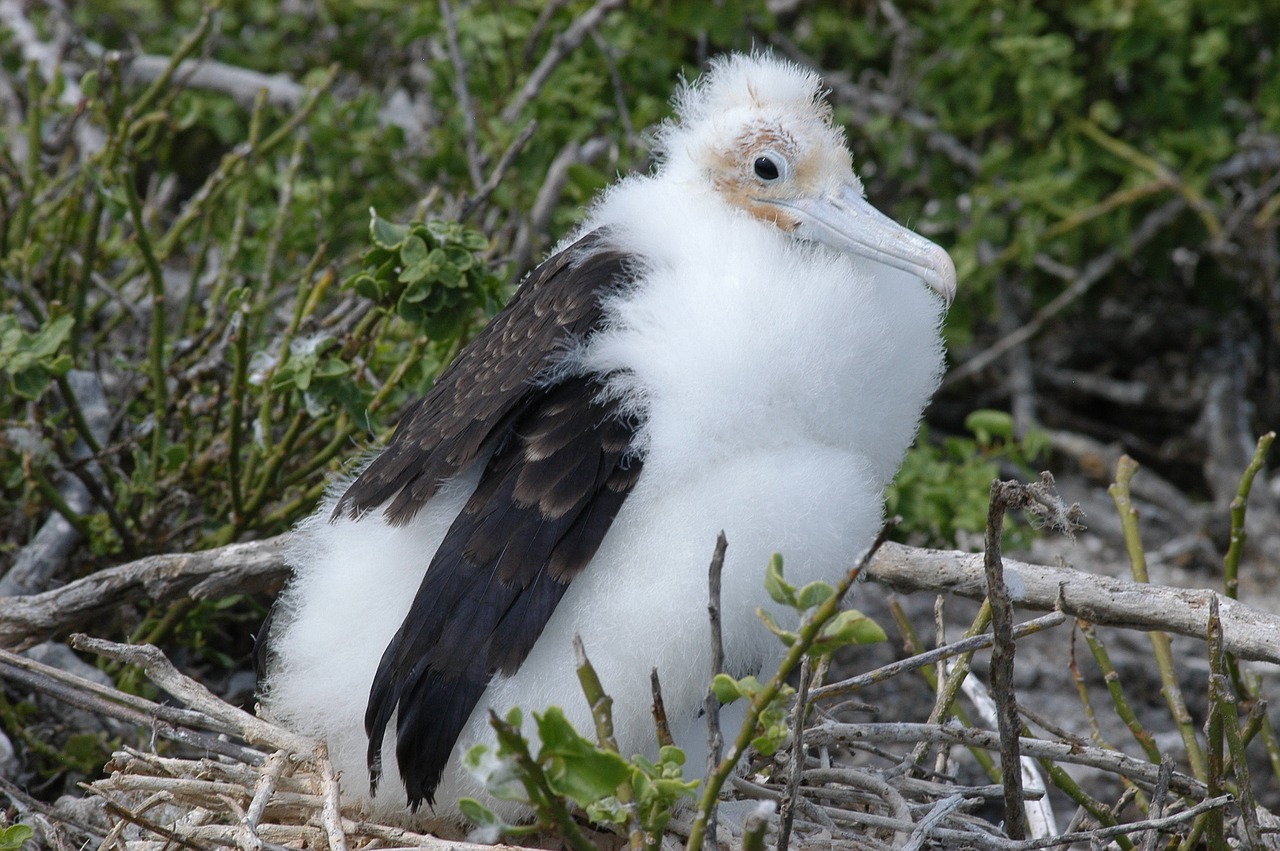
[753,155,781,181]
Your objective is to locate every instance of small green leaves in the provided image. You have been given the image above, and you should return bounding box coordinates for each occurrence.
[759,553,885,658]
[756,608,797,647]
[710,671,794,757]
[765,553,840,613]
[537,707,633,808]
[712,672,760,704]
[349,209,502,340]
[0,824,33,851]
[464,703,697,848]
[808,609,887,657]
[964,408,1015,445]
[369,209,409,248]
[796,580,835,610]
[0,314,74,399]
[764,553,794,606]
[456,797,505,842]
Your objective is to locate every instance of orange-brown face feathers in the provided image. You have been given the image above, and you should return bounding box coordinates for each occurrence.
[652,53,955,304]
[704,120,854,231]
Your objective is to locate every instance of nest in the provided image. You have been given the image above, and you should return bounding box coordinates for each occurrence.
[4,622,1275,851]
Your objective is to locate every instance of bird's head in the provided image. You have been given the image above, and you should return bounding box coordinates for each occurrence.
[657,53,956,305]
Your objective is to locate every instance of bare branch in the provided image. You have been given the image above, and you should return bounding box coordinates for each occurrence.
[945,198,1186,386]
[0,534,289,649]
[0,0,106,157]
[499,0,625,125]
[70,634,314,754]
[865,542,1280,665]
[438,0,485,190]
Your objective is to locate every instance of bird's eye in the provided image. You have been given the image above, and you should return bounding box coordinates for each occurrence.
[753,155,782,182]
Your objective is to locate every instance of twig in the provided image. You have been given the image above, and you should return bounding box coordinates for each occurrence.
[574,635,643,846]
[439,0,485,190]
[984,480,1029,839]
[0,646,263,763]
[959,675,1057,840]
[685,523,895,851]
[122,53,302,109]
[70,634,314,754]
[810,611,1066,703]
[3,371,118,596]
[0,0,106,156]
[1223,431,1275,599]
[650,668,673,747]
[862,542,1280,665]
[1108,457,1207,780]
[807,722,1207,796]
[459,120,539,222]
[1078,622,1162,763]
[901,794,967,851]
[499,0,625,125]
[1140,758,1174,851]
[0,534,290,648]
[702,532,727,848]
[241,751,289,851]
[775,655,810,851]
[314,741,350,851]
[511,135,611,274]
[944,198,1186,386]
[740,801,774,851]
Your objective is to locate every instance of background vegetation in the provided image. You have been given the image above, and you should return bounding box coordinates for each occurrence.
[1,0,1277,845]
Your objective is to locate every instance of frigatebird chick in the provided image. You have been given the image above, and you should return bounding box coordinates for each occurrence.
[260,52,954,821]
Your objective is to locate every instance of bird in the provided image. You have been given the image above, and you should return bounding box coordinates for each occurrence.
[258,51,954,823]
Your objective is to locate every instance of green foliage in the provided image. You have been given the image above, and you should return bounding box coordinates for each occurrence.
[758,553,887,657]
[0,314,73,399]
[716,553,887,757]
[711,673,792,756]
[0,691,115,782]
[349,212,504,340]
[888,411,1049,548]
[804,0,1278,352]
[461,706,696,849]
[0,824,33,851]
[0,0,788,578]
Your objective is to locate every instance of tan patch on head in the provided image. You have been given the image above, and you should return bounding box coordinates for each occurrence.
[696,109,851,232]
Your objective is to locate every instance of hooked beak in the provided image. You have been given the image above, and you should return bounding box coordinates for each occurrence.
[767,183,957,306]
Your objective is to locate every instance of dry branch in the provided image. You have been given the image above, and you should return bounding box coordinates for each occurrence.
[0,535,290,649]
[4,532,1278,666]
[864,542,1280,665]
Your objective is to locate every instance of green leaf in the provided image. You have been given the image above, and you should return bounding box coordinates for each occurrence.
[711,673,743,704]
[0,824,33,851]
[751,728,787,756]
[458,797,500,827]
[26,314,75,360]
[795,580,835,610]
[965,408,1014,446]
[535,707,631,807]
[808,609,887,657]
[400,233,429,266]
[369,208,408,248]
[756,607,797,646]
[763,553,795,607]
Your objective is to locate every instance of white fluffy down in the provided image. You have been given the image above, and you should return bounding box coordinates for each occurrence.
[260,53,947,824]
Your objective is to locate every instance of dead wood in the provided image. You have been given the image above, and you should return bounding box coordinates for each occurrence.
[864,542,1280,665]
[0,535,289,650]
[4,532,1278,668]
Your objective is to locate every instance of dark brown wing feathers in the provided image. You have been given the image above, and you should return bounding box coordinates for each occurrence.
[334,231,632,525]
[350,232,646,809]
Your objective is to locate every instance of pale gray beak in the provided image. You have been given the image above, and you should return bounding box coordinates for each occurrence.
[769,183,957,306]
